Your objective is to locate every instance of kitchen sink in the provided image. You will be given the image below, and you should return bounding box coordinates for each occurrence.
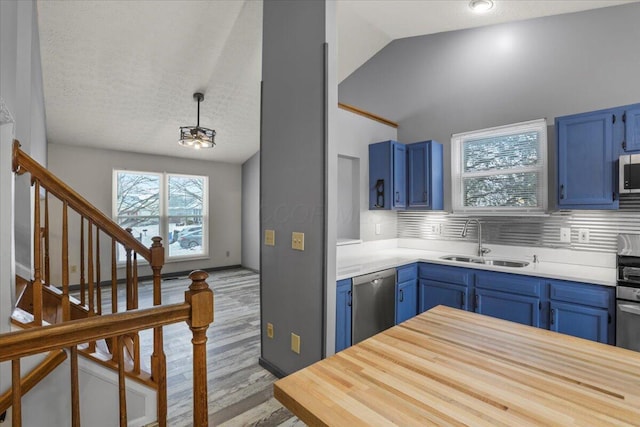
[440,255,529,268]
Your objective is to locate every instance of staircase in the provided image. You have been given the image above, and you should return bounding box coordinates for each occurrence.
[1,140,214,426]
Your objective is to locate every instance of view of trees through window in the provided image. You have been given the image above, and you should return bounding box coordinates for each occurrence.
[114,171,207,260]
[451,119,547,213]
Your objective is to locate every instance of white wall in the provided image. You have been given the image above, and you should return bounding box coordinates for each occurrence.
[241,151,260,271]
[336,108,397,242]
[48,144,241,281]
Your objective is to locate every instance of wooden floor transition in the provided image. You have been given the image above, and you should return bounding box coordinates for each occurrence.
[78,268,303,426]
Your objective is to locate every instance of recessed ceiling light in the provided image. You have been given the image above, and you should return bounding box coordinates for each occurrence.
[469,0,494,13]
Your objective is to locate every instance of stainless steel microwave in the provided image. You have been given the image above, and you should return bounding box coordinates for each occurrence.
[620,154,640,193]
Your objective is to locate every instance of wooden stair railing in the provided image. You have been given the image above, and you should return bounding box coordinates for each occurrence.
[0,270,213,427]
[10,140,172,423]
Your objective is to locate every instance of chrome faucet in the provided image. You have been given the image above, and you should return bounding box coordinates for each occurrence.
[461,218,491,257]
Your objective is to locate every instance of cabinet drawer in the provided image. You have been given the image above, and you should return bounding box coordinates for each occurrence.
[397,264,417,283]
[419,263,472,286]
[475,271,542,297]
[549,280,611,308]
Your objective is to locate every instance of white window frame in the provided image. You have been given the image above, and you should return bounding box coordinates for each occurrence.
[451,118,548,214]
[112,169,209,262]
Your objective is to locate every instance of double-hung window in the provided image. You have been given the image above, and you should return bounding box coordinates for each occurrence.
[113,170,208,261]
[451,118,548,214]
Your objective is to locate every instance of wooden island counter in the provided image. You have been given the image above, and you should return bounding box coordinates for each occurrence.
[274,305,640,426]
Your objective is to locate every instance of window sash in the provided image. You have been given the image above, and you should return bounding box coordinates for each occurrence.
[113,170,208,261]
[451,118,548,213]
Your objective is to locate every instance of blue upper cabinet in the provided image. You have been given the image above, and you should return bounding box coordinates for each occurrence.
[369,141,406,210]
[407,141,444,210]
[556,110,618,209]
[623,107,640,152]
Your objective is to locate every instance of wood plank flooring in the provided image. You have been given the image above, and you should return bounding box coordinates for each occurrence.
[77,268,304,426]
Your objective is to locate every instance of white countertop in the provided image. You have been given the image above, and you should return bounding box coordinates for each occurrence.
[337,240,617,287]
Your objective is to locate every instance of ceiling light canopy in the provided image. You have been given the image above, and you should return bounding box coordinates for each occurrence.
[179,92,216,149]
[469,0,494,13]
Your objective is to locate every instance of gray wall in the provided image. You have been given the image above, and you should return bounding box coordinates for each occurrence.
[241,151,260,271]
[0,0,48,273]
[261,0,335,374]
[336,108,397,241]
[48,144,242,281]
[340,3,640,212]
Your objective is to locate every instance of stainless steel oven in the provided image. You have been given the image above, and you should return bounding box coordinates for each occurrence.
[616,234,640,351]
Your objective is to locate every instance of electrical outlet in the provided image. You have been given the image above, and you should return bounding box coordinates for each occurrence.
[70,265,77,273]
[292,232,305,251]
[291,333,300,354]
[578,228,590,243]
[560,227,571,243]
[265,229,275,246]
[430,224,443,235]
[266,323,274,339]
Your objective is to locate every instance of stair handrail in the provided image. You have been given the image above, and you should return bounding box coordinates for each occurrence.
[1,270,214,426]
[12,140,151,261]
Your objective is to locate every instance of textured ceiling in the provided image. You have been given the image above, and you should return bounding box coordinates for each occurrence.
[37,0,637,164]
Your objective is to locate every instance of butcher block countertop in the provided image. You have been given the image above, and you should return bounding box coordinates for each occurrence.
[274,306,640,426]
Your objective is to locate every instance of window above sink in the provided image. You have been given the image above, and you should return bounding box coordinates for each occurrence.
[451,118,548,215]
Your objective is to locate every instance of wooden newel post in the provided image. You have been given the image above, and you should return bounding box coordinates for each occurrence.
[185,270,214,427]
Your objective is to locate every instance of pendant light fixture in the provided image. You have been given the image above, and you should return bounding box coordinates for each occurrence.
[178,92,216,149]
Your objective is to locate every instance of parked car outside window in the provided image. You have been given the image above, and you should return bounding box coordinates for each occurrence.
[178,229,203,249]
[170,225,202,244]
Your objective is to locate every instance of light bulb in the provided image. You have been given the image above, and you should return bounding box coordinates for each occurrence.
[469,0,493,13]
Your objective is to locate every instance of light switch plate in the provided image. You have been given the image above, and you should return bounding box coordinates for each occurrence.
[560,227,570,243]
[291,333,300,354]
[266,323,274,339]
[292,232,305,251]
[375,224,381,235]
[265,229,275,246]
[578,228,590,243]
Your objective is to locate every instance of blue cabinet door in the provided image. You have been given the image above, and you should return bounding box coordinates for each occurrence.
[475,288,541,327]
[396,280,418,323]
[556,111,617,209]
[624,107,640,152]
[550,301,610,344]
[396,264,417,324]
[369,141,406,210]
[335,279,352,352]
[407,141,443,210]
[419,279,468,313]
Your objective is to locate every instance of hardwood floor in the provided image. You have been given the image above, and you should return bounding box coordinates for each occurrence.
[79,268,303,426]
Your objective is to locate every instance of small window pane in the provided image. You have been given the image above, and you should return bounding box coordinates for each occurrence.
[463,131,539,172]
[463,173,538,207]
[116,172,160,216]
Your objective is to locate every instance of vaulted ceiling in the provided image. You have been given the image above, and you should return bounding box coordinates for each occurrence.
[37,0,635,164]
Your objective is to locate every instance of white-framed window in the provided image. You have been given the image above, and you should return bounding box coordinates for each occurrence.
[451,118,548,214]
[113,170,208,261]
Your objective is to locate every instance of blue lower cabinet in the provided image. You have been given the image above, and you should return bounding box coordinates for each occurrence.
[419,280,468,313]
[475,271,543,327]
[396,280,418,324]
[475,288,541,327]
[336,279,352,352]
[396,264,418,324]
[550,301,610,344]
[548,279,614,344]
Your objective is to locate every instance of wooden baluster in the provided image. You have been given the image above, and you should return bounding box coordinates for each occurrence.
[80,219,85,306]
[70,346,80,427]
[43,190,50,286]
[117,336,127,427]
[132,252,138,310]
[32,180,42,326]
[132,333,140,375]
[12,359,21,427]
[150,237,167,425]
[61,202,70,322]
[125,228,133,311]
[185,270,214,427]
[96,231,102,315]
[132,251,140,374]
[87,220,96,353]
[111,239,118,364]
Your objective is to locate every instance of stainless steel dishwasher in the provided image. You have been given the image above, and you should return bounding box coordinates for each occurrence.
[352,268,396,345]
